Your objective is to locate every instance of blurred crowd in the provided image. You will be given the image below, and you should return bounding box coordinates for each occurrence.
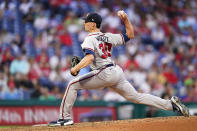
[0,0,196,102]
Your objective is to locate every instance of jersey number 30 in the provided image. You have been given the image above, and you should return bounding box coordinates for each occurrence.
[99,42,112,59]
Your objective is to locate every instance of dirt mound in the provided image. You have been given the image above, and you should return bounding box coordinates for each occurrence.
[2,116,197,131]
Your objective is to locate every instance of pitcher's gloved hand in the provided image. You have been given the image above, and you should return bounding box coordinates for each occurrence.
[70,56,81,76]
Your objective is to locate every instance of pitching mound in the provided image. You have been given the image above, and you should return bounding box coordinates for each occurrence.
[2,116,197,131]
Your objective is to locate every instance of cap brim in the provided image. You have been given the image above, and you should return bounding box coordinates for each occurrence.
[81,17,86,20]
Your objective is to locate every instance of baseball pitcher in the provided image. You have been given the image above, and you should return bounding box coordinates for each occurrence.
[49,11,189,126]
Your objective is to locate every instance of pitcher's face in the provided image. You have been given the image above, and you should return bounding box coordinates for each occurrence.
[84,22,96,32]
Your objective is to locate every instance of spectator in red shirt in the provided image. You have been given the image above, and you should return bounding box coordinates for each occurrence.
[124,58,139,71]
[36,51,49,63]
[1,49,14,66]
[58,29,72,46]
[162,66,178,84]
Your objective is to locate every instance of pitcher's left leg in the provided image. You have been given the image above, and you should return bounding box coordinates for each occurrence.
[50,71,105,126]
[60,71,108,119]
[49,71,111,126]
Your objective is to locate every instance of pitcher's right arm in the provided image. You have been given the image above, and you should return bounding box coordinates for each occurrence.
[117,10,134,39]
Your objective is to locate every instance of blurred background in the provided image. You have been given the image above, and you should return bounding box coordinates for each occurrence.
[0,0,196,126]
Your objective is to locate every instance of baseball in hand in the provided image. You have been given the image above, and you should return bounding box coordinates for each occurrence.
[117,10,125,17]
[117,10,127,20]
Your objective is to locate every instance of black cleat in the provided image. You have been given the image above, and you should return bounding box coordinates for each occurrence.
[48,119,73,126]
[171,96,190,117]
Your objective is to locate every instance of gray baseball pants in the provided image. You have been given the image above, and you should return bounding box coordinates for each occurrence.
[59,65,173,119]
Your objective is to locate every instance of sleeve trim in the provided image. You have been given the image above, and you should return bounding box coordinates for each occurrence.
[83,48,94,51]
[83,48,95,56]
[120,34,125,45]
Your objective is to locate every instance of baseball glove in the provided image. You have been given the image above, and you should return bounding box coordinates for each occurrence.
[70,56,81,76]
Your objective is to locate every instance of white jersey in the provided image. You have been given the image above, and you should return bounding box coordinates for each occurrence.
[81,32,125,70]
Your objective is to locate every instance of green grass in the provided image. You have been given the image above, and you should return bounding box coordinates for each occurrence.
[0,126,15,128]
[0,126,28,129]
